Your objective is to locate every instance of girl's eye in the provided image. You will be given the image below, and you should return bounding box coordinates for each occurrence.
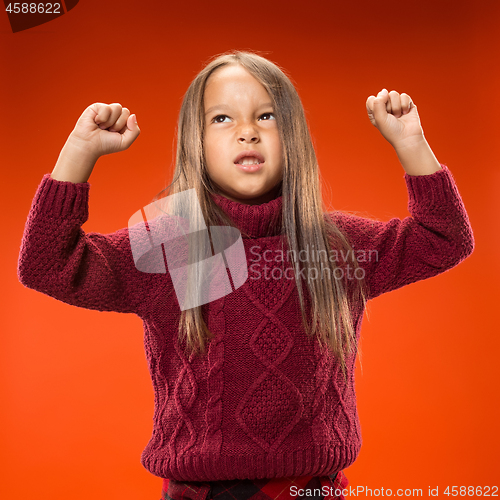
[212,112,275,123]
[213,115,230,123]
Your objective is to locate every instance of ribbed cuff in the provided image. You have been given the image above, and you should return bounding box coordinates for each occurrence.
[404,163,463,210]
[32,173,90,221]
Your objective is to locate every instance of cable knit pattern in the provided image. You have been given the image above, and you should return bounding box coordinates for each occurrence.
[17,165,474,482]
[170,340,198,456]
[201,294,225,457]
[311,339,335,445]
[236,256,303,454]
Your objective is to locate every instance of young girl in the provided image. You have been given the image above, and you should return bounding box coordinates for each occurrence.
[17,50,474,500]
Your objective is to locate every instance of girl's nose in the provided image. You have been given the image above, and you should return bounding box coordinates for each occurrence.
[238,134,258,143]
[238,122,259,142]
[237,124,259,142]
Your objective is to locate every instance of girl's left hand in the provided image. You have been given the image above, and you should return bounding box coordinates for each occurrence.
[366,89,424,149]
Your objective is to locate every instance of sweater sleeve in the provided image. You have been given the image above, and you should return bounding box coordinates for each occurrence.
[17,173,142,314]
[330,164,475,301]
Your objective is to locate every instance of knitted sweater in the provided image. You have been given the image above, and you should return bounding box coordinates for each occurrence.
[17,164,474,482]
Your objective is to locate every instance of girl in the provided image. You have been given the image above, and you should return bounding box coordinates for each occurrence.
[18,50,474,500]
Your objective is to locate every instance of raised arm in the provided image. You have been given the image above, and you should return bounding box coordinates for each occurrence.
[333,89,473,298]
[17,103,143,314]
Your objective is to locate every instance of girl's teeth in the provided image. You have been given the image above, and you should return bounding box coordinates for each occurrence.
[239,157,260,165]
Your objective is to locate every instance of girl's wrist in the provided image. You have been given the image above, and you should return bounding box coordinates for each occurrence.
[51,141,98,183]
[393,137,442,176]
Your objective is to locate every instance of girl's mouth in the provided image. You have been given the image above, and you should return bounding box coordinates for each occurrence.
[233,152,265,170]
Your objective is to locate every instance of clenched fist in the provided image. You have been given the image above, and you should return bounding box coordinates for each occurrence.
[68,102,141,160]
[366,89,424,150]
[50,102,141,183]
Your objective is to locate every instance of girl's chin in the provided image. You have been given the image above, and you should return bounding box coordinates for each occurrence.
[222,189,279,205]
[212,180,282,205]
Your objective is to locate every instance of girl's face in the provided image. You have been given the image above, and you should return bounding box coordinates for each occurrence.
[203,64,283,205]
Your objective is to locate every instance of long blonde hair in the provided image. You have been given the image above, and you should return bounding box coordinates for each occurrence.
[150,49,368,379]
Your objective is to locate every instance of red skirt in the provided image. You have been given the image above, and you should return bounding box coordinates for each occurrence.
[160,470,349,500]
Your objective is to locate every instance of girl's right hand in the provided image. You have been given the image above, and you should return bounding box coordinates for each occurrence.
[67,102,141,159]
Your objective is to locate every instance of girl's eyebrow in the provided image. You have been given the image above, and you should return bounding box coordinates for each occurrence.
[204,102,274,116]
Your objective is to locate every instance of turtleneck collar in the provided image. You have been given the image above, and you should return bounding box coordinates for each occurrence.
[209,192,283,239]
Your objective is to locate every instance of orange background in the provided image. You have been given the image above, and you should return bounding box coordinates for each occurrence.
[1,0,499,498]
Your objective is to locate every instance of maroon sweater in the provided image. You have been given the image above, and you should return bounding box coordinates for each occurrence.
[17,164,474,482]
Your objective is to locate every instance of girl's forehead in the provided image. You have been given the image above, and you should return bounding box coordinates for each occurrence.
[205,65,263,92]
[204,68,270,106]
